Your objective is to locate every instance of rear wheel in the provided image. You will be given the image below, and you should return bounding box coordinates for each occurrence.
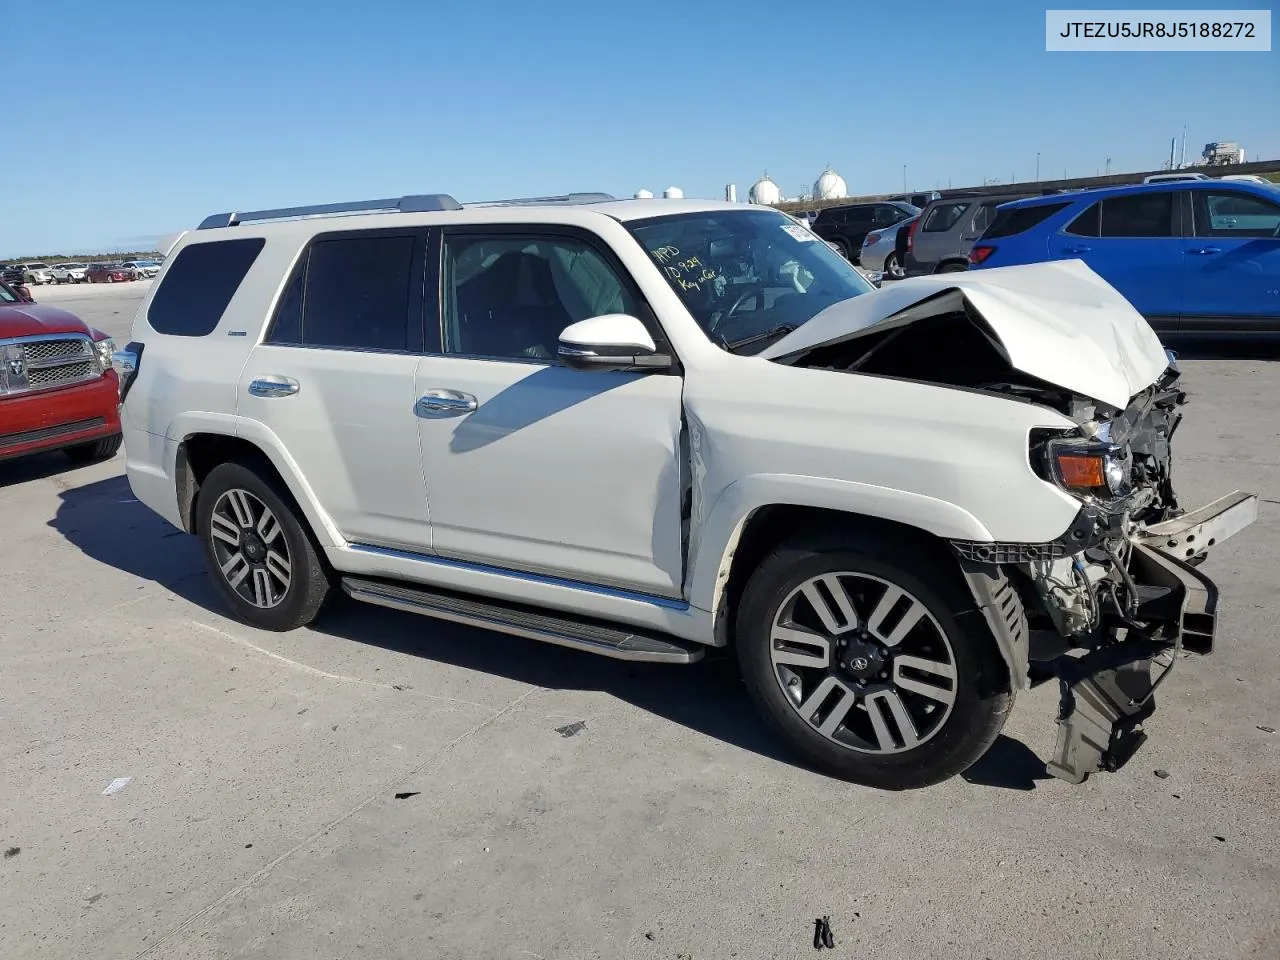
[936,261,968,274]
[882,252,905,279]
[197,461,331,631]
[735,535,1014,789]
[64,434,122,463]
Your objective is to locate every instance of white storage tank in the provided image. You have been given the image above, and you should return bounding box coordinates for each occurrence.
[813,167,848,200]
[749,175,782,205]
[633,189,654,199]
[663,186,684,199]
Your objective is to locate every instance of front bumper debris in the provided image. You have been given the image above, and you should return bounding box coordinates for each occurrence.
[1046,491,1257,784]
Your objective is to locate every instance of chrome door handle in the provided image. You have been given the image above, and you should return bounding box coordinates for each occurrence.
[248,376,299,398]
[416,389,478,416]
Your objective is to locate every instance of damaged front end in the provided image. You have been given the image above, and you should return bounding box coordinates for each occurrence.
[953,362,1258,783]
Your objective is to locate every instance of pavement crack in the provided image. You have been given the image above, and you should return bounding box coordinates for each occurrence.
[129,687,539,960]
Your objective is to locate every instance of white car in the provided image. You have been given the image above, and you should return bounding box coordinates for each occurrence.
[51,262,89,283]
[1218,174,1272,185]
[1142,172,1211,184]
[116,192,1256,789]
[121,259,161,279]
[21,262,55,284]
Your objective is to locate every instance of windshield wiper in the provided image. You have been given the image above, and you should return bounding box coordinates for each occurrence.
[725,324,797,354]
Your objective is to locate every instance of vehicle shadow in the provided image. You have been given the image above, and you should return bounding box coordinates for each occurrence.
[48,474,801,774]
[1162,335,1280,361]
[0,450,110,490]
[51,474,1051,788]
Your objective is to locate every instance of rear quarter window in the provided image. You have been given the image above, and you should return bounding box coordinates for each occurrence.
[922,202,968,232]
[147,238,265,336]
[982,201,1071,239]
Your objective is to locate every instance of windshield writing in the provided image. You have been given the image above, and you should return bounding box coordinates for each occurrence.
[629,210,874,354]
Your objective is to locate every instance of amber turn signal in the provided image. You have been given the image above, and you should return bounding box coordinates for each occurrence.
[1055,453,1106,489]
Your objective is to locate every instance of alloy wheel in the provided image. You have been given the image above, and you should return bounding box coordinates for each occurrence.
[769,572,958,754]
[885,254,905,279]
[208,488,292,609]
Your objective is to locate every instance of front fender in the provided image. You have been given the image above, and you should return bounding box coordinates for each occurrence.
[687,472,995,615]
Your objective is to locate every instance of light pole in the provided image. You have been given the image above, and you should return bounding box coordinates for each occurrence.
[902,164,907,193]
[1036,152,1040,181]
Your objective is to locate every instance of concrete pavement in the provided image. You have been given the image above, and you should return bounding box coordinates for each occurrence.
[2,284,1278,959]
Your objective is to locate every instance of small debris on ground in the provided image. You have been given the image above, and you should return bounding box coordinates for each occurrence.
[1258,726,1276,734]
[86,893,103,904]
[392,684,410,691]
[1154,769,1170,779]
[644,931,655,941]
[3,847,19,859]
[677,952,693,960]
[813,915,835,950]
[1214,835,1227,842]
[394,791,420,800]
[297,708,308,715]
[102,777,132,796]
[555,721,587,738]
[244,843,253,849]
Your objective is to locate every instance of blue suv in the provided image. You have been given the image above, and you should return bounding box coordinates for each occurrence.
[968,181,1280,333]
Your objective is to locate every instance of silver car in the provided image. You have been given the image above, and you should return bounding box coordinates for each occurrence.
[859,214,917,279]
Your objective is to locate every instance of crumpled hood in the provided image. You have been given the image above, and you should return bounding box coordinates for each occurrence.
[761,259,1169,409]
[0,303,95,340]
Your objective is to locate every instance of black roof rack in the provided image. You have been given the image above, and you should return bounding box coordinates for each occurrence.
[197,194,463,230]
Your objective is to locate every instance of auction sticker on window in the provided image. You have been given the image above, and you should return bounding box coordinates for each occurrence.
[1046,9,1271,50]
[782,223,817,242]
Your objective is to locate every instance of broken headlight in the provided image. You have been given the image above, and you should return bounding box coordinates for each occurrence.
[1034,422,1133,501]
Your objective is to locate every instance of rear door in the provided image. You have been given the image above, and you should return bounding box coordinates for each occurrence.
[1050,190,1184,328]
[236,228,434,551]
[1182,187,1280,331]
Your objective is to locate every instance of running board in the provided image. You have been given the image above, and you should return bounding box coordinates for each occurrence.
[340,577,704,664]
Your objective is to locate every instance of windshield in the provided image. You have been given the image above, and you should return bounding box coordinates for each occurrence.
[628,209,875,354]
[0,283,18,302]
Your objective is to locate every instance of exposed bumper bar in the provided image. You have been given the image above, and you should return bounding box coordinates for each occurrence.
[1132,490,1258,563]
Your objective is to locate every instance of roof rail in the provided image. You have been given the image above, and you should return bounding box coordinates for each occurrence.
[197,194,463,230]
[462,192,615,208]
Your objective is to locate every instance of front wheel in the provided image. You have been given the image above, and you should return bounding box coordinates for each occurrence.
[882,252,905,280]
[197,461,332,631]
[735,535,1014,789]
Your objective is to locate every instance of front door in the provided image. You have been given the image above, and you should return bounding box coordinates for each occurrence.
[237,228,434,551]
[1182,188,1280,331]
[413,227,686,597]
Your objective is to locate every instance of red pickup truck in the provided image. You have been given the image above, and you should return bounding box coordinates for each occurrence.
[0,279,122,464]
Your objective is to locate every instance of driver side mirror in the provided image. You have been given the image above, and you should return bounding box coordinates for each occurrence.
[558,314,671,372]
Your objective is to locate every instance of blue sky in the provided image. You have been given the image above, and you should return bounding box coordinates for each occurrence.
[3,0,1276,256]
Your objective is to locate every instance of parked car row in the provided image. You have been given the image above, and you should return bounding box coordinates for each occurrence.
[968,179,1280,333]
[0,259,162,284]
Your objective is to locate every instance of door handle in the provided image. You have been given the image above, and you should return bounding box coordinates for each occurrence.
[416,389,478,417]
[1186,247,1222,255]
[1061,246,1091,255]
[248,376,299,398]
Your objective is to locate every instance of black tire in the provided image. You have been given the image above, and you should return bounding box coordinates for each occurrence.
[735,533,1014,790]
[882,252,904,280]
[196,460,332,631]
[936,261,968,274]
[64,434,122,463]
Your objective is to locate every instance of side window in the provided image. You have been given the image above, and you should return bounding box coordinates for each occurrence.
[922,202,967,233]
[1065,203,1101,237]
[968,204,998,236]
[299,234,417,350]
[1099,192,1175,238]
[441,234,639,363]
[147,238,264,336]
[1193,191,1280,238]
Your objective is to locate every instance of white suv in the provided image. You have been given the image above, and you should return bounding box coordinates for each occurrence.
[117,191,1256,789]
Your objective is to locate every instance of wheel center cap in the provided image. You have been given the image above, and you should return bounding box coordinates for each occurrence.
[242,532,265,561]
[842,639,887,680]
